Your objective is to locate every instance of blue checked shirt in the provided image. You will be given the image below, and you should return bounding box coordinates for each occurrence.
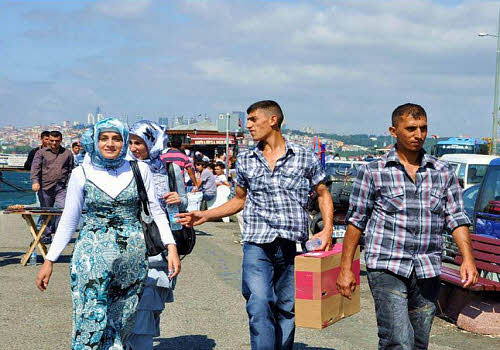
[346,146,470,279]
[235,141,326,244]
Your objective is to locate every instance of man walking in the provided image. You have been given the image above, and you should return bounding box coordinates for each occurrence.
[24,131,50,170]
[160,135,198,190]
[30,130,74,244]
[177,100,334,349]
[337,103,478,350]
[71,141,84,167]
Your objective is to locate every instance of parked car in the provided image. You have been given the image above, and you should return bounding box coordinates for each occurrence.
[309,163,367,246]
[325,160,367,176]
[442,184,479,261]
[473,158,500,239]
[462,184,480,221]
[440,154,496,189]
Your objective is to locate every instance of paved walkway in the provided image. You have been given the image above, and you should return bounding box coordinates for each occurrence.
[1,213,499,349]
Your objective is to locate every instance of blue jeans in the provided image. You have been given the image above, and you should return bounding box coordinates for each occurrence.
[242,238,296,350]
[367,268,440,350]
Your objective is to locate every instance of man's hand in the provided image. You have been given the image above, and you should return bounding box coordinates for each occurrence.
[460,258,479,288]
[32,183,40,192]
[311,229,332,251]
[451,225,479,288]
[175,211,207,228]
[336,268,357,299]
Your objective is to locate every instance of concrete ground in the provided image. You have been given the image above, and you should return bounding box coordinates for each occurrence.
[1,213,499,350]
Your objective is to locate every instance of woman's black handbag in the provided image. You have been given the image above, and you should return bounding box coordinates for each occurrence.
[165,161,196,257]
[130,160,167,257]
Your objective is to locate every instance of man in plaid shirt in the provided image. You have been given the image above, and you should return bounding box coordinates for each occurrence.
[337,103,478,349]
[178,100,334,349]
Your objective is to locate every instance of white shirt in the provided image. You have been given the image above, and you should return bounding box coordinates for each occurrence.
[215,174,229,185]
[46,161,175,261]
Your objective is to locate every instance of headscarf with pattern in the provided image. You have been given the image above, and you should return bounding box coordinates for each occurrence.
[128,120,168,174]
[81,117,129,170]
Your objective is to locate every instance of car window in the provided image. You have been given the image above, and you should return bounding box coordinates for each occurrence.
[467,164,488,184]
[476,165,500,213]
[457,163,466,181]
[463,185,479,211]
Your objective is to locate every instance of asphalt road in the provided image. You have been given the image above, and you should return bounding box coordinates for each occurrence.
[1,214,498,349]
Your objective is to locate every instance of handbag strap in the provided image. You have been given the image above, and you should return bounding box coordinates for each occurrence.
[130,160,151,216]
[165,161,177,194]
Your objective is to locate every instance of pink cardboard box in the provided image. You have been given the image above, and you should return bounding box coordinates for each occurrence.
[295,243,361,329]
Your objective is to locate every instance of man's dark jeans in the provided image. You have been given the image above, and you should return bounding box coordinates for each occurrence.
[242,238,296,350]
[367,268,440,350]
[39,183,67,236]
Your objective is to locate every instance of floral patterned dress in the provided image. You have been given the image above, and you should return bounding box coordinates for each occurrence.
[70,172,148,349]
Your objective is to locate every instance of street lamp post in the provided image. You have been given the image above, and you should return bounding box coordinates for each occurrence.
[479,7,500,155]
[225,113,230,177]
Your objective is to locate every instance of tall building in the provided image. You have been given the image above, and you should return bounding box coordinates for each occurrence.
[217,112,245,133]
[175,116,184,126]
[232,111,245,132]
[87,113,95,125]
[158,117,169,127]
[96,113,105,122]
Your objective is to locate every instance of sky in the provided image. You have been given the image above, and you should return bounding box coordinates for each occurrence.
[1,0,500,136]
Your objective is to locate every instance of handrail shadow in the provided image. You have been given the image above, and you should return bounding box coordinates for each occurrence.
[154,335,216,349]
[294,343,337,350]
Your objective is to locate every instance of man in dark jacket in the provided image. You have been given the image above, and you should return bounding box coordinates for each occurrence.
[30,130,74,243]
[24,131,50,170]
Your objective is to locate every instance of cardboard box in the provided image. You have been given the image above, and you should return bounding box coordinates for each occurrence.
[295,244,360,329]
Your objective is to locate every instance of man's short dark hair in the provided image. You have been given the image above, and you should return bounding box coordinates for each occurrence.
[195,160,207,168]
[247,100,284,128]
[170,135,183,149]
[72,142,79,148]
[41,131,50,138]
[49,130,62,139]
[392,103,427,127]
[215,161,225,169]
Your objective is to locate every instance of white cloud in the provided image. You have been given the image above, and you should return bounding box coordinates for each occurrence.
[2,0,500,136]
[91,0,152,19]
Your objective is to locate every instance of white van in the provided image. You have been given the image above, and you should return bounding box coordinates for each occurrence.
[440,154,496,189]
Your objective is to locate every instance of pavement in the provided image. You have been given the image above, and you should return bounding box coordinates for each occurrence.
[1,213,499,350]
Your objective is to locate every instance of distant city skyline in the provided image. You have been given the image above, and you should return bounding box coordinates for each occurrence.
[2,0,500,137]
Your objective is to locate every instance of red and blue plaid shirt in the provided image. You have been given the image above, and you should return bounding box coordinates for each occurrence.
[346,146,470,279]
[235,141,326,244]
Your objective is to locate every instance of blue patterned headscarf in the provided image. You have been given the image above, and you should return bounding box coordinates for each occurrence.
[81,118,129,170]
[128,120,168,174]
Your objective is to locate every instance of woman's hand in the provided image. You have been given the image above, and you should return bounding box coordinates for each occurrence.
[166,244,181,278]
[36,260,54,291]
[163,192,181,205]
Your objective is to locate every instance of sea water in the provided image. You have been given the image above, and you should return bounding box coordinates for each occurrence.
[0,171,36,208]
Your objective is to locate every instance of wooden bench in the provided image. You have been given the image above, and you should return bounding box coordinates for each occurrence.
[438,234,500,335]
[441,234,500,291]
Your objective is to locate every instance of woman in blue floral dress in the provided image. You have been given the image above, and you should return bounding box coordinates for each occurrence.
[126,120,187,350]
[36,118,181,350]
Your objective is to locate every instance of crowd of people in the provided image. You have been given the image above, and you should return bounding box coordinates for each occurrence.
[28,116,237,349]
[28,99,479,350]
